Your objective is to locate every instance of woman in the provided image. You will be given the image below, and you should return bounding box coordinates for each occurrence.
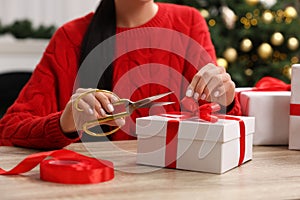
[0,0,241,149]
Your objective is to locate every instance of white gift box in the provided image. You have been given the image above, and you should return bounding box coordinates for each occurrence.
[237,90,291,145]
[289,64,300,150]
[136,114,255,174]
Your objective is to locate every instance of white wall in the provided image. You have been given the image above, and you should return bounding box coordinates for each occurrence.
[0,0,100,74]
[0,0,100,27]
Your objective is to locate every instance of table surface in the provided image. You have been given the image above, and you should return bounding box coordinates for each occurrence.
[1,141,300,200]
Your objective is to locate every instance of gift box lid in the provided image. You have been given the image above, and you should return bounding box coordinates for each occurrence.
[239,91,291,97]
[136,115,255,143]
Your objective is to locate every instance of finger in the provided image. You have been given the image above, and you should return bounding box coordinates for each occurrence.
[82,92,103,114]
[106,93,119,103]
[71,90,89,101]
[72,88,97,106]
[213,85,226,102]
[202,73,227,101]
[205,80,235,106]
[75,91,107,118]
[186,73,200,97]
[104,118,126,127]
[211,74,228,96]
[72,89,104,117]
[202,85,224,103]
[94,92,115,113]
[189,63,223,100]
[76,98,95,115]
[193,67,220,100]
[213,73,232,97]
[217,80,236,106]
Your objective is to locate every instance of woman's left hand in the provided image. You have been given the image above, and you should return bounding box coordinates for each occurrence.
[185,63,235,106]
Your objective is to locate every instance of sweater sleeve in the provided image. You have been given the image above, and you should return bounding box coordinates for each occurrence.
[188,7,217,65]
[186,7,242,116]
[0,26,81,150]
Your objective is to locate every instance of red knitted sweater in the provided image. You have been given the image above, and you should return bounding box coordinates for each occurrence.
[0,3,241,149]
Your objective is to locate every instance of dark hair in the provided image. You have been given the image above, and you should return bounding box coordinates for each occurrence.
[79,0,116,141]
[80,0,116,91]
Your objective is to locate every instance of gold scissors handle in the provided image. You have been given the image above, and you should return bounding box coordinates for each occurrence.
[74,89,174,137]
[74,89,126,137]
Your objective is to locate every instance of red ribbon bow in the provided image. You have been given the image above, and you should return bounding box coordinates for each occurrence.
[237,77,291,111]
[0,149,114,184]
[253,76,290,91]
[181,96,221,123]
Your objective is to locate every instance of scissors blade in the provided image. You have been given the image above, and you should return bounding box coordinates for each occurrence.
[133,91,174,108]
[138,102,175,108]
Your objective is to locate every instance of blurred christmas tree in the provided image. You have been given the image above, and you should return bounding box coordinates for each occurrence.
[155,0,300,86]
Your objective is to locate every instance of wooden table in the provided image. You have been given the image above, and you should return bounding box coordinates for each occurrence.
[1,141,300,200]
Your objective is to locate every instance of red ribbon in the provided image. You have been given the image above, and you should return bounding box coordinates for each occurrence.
[181,96,221,123]
[237,77,291,116]
[0,149,114,184]
[253,76,291,91]
[237,76,291,101]
[164,97,246,168]
[216,115,246,166]
[290,104,300,116]
[165,120,179,168]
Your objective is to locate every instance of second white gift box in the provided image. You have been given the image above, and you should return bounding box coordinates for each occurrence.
[238,90,291,145]
[289,64,300,150]
[136,114,255,174]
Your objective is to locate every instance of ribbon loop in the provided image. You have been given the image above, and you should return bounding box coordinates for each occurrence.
[254,76,291,91]
[181,97,221,123]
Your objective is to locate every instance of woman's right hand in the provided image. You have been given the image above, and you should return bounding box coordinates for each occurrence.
[60,88,125,134]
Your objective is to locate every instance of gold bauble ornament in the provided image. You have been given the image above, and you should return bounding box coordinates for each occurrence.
[200,9,210,19]
[284,6,298,19]
[223,47,238,63]
[288,67,292,79]
[262,10,274,24]
[271,32,284,46]
[245,0,260,6]
[257,43,273,59]
[287,37,299,51]
[240,38,253,52]
[217,58,228,69]
[245,68,253,76]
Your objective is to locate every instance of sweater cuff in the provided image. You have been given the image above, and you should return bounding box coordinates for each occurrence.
[45,112,81,148]
[223,94,242,116]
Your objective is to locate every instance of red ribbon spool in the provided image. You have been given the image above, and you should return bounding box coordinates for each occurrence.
[0,149,114,184]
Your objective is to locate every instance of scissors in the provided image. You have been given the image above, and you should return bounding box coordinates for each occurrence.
[74,89,174,137]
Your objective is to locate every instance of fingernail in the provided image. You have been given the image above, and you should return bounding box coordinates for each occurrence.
[193,92,200,100]
[107,104,114,112]
[214,91,220,97]
[111,96,119,103]
[200,93,206,100]
[100,108,106,116]
[116,119,126,127]
[88,108,94,115]
[186,89,193,97]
